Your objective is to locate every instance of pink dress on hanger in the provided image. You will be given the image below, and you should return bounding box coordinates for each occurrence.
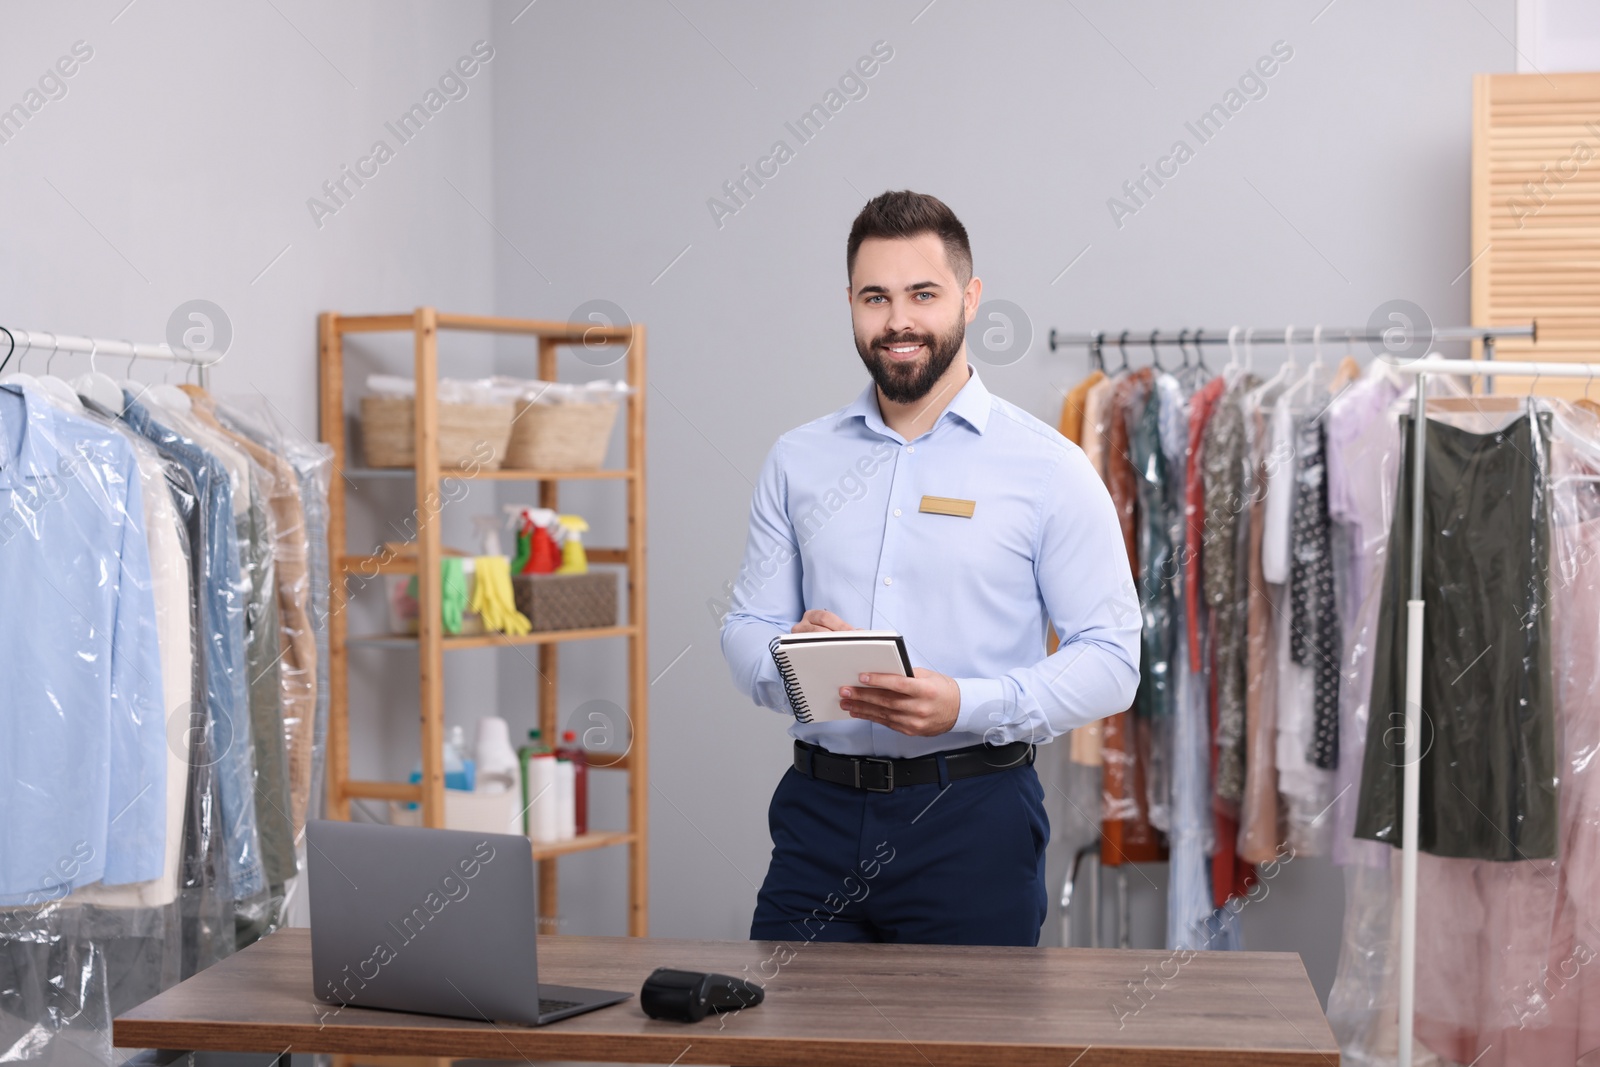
[1414,430,1600,1067]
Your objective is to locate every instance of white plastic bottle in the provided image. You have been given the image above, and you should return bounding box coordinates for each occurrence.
[554,758,576,841]
[525,754,559,843]
[474,716,520,794]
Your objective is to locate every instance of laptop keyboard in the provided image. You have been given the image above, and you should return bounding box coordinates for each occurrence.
[540,998,582,1015]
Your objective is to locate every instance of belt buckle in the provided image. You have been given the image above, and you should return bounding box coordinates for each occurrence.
[854,757,895,793]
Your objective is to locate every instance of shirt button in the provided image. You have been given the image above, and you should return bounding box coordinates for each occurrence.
[893,508,902,517]
[883,576,893,586]
[907,446,916,454]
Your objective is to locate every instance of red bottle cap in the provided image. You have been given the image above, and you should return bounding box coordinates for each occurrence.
[563,730,577,743]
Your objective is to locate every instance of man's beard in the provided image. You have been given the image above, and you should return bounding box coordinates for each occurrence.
[854,312,966,404]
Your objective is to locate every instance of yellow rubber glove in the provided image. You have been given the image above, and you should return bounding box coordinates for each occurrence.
[470,555,532,636]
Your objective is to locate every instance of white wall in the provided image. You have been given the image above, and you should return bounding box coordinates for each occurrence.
[1520,0,1600,72]
[0,0,500,815]
[486,0,1518,1005]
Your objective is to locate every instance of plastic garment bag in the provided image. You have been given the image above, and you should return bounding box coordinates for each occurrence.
[0,383,331,1064]
[1405,405,1600,1066]
[1100,370,1162,851]
[209,396,333,834]
[1329,399,1600,1067]
[0,383,168,905]
[1130,379,1180,832]
[1355,408,1557,860]
[120,393,266,900]
[0,382,226,1066]
[209,394,334,928]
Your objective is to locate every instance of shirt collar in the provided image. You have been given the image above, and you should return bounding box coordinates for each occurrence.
[0,384,63,488]
[838,365,992,439]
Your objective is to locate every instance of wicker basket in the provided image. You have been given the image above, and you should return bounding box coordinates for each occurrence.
[512,571,618,632]
[503,400,619,471]
[359,394,514,470]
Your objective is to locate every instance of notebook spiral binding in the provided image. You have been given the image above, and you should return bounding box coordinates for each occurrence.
[769,636,813,723]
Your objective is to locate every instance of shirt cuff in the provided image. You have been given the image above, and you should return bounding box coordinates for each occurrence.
[953,676,1011,739]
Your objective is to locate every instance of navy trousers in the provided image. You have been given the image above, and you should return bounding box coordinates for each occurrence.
[749,757,1050,946]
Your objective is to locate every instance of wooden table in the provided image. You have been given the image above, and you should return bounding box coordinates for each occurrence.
[113,928,1338,1066]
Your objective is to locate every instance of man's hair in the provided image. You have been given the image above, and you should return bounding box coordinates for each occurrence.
[846,190,972,286]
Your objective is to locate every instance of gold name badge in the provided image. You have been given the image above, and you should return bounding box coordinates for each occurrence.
[919,495,976,518]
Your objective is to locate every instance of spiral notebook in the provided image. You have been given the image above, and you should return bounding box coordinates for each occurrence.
[768,630,914,724]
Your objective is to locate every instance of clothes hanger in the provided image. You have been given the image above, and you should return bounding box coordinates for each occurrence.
[118,345,148,408]
[1542,361,1600,484]
[0,327,14,376]
[1148,329,1164,373]
[1285,324,1326,407]
[0,330,46,393]
[39,339,85,411]
[72,338,126,414]
[1329,327,1361,390]
[144,351,194,413]
[1114,330,1130,375]
[1090,331,1106,375]
[134,342,198,413]
[1423,350,1525,414]
[1224,325,1241,384]
[1193,327,1212,377]
[1176,329,1191,369]
[1266,325,1298,393]
[29,334,82,408]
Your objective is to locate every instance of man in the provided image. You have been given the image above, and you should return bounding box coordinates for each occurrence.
[720,189,1140,947]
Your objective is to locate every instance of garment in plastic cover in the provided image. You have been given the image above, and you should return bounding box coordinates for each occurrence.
[0,381,218,1066]
[119,390,265,899]
[208,393,334,907]
[1355,407,1557,860]
[1404,403,1600,1066]
[1328,398,1600,1066]
[0,382,331,1065]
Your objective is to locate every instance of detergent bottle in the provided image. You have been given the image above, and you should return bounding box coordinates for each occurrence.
[525,508,562,574]
[554,513,590,574]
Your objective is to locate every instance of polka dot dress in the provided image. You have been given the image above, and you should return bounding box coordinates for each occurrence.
[1290,418,1341,769]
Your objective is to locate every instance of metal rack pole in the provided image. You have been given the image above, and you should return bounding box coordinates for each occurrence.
[0,326,220,387]
[1046,323,1536,353]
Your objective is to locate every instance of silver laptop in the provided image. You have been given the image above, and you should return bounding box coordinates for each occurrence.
[306,820,632,1025]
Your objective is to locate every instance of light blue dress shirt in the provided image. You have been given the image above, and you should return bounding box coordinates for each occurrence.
[0,384,167,902]
[720,367,1142,759]
[121,393,265,900]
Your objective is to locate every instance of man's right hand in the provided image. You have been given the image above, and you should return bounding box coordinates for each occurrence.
[791,609,855,633]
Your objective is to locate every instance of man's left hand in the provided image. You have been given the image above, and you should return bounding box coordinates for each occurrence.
[841,669,960,736]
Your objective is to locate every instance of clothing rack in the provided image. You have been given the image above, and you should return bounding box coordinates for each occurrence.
[0,326,217,386]
[1048,323,1537,366]
[1054,331,1584,1064]
[1380,355,1600,1067]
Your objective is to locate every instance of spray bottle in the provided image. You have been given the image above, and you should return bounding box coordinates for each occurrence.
[525,508,561,574]
[554,514,590,575]
[505,506,561,575]
[506,506,534,574]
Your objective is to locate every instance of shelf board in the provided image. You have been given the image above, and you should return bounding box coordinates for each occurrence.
[341,779,424,802]
[340,551,629,576]
[343,466,633,481]
[346,624,637,650]
[332,311,636,344]
[530,830,634,860]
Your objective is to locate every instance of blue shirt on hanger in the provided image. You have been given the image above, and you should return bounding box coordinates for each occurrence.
[0,384,167,903]
[120,392,265,900]
[720,367,1142,759]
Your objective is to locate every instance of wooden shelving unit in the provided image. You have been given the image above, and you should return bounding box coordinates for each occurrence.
[318,307,648,936]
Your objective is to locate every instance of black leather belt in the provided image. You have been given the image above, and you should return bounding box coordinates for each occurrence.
[793,739,1035,793]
